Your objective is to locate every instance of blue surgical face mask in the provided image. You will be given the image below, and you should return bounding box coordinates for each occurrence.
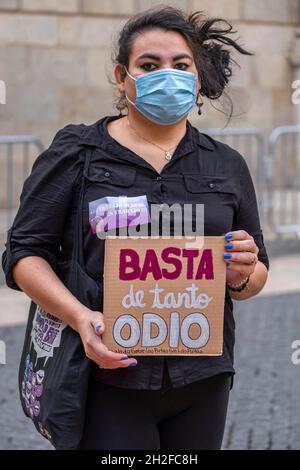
[124,66,197,125]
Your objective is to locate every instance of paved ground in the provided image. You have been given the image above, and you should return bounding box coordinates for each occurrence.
[0,247,300,450]
[223,291,300,450]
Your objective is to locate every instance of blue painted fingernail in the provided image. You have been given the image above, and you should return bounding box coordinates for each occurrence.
[95,325,102,331]
[224,234,233,240]
[224,253,232,259]
[129,362,138,367]
[225,243,233,249]
[120,355,128,360]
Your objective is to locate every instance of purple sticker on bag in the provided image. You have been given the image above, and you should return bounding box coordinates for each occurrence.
[89,195,151,234]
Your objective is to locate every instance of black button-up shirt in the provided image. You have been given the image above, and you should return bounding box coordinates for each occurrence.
[2,115,270,391]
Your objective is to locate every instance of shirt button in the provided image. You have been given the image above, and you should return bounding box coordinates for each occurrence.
[209,182,214,188]
[104,171,110,177]
[156,176,162,180]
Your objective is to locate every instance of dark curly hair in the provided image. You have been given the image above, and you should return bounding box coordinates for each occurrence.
[111,5,253,121]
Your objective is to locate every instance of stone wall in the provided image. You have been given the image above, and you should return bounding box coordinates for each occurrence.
[0,0,299,144]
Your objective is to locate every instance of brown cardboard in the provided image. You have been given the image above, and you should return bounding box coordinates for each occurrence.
[102,236,226,356]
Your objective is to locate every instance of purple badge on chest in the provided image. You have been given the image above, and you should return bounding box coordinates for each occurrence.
[89,195,151,234]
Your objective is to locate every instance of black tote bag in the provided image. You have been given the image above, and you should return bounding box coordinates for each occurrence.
[14,147,103,450]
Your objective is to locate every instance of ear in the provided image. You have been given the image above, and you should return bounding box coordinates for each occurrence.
[114,64,127,93]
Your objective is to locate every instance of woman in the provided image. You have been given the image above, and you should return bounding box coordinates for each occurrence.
[2,6,269,450]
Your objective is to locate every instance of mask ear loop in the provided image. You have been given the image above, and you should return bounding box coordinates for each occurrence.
[122,65,137,108]
[123,65,136,81]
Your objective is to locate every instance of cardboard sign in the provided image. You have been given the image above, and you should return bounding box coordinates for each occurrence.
[102,236,226,356]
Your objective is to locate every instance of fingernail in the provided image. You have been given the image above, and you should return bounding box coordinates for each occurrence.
[128,362,138,367]
[120,355,128,360]
[224,253,232,259]
[224,234,233,240]
[224,243,233,249]
[95,325,102,331]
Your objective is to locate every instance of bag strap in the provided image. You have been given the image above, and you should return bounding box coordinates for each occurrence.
[72,147,93,268]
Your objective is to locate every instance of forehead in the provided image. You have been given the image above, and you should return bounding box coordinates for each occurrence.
[130,29,194,59]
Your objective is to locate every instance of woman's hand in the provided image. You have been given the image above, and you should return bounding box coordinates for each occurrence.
[77,310,138,369]
[223,230,259,285]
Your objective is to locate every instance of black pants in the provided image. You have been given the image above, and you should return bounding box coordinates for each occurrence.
[79,363,232,450]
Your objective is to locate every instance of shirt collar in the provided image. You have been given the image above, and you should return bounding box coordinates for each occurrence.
[189,122,214,152]
[78,115,214,153]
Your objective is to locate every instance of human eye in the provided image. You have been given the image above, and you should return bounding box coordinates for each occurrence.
[174,63,189,70]
[140,62,157,72]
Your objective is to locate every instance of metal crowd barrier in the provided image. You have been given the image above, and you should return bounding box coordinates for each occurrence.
[0,135,44,230]
[1,127,300,242]
[267,125,300,240]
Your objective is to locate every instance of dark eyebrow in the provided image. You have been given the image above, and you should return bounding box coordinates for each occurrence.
[172,53,193,61]
[137,53,160,61]
[137,53,193,61]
